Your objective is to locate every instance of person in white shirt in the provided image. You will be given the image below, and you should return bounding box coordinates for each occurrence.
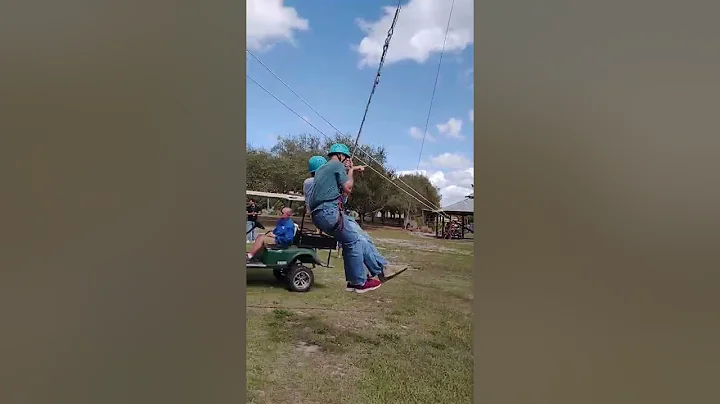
[303,156,327,234]
[304,154,327,208]
[303,156,326,204]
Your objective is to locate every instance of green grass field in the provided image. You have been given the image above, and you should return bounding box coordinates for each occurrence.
[246,226,474,404]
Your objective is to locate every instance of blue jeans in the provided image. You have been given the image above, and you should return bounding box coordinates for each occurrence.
[344,217,387,275]
[345,216,372,243]
[350,219,387,277]
[312,203,386,285]
[246,221,257,242]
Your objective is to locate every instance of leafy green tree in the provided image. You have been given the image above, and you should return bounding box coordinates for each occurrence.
[246,147,274,192]
[268,134,325,193]
[321,134,393,222]
[271,133,323,157]
[246,133,403,224]
[389,173,441,227]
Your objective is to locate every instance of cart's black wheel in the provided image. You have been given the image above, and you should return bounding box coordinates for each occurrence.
[286,263,314,293]
[272,268,285,282]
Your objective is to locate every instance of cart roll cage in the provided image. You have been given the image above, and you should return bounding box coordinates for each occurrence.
[247,190,338,267]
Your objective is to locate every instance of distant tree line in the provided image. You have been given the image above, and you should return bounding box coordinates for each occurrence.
[247,133,441,226]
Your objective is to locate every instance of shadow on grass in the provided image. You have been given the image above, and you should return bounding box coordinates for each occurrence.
[246,268,327,289]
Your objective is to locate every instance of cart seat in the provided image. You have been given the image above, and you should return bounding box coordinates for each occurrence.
[267,243,291,251]
[297,232,337,250]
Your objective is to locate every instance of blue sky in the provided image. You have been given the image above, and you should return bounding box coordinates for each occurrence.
[247,0,474,205]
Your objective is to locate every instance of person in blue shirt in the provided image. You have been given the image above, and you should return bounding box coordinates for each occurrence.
[306,143,389,293]
[246,207,296,262]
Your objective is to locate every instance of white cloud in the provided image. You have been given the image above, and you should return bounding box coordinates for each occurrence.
[444,167,474,188]
[397,166,474,206]
[354,0,474,67]
[409,126,435,142]
[247,0,309,51]
[439,185,474,205]
[422,152,473,170]
[399,169,449,188]
[436,117,463,138]
[468,109,473,122]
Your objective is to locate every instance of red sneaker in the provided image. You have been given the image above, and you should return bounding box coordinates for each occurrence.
[348,278,382,294]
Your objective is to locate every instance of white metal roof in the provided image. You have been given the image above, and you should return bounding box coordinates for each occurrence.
[246,190,306,202]
[441,197,474,213]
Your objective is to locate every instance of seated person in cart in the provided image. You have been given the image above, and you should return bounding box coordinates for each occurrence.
[246,207,296,262]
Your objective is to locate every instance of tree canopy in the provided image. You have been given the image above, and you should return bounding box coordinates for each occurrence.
[246,133,441,223]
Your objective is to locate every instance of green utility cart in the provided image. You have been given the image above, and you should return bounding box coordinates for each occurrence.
[246,191,337,292]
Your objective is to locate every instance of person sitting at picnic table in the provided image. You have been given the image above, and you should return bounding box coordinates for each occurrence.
[246,207,296,262]
[246,198,262,242]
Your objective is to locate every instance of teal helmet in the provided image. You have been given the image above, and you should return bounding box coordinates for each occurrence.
[328,143,351,158]
[308,155,327,173]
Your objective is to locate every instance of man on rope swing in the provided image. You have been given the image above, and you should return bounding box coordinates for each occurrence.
[304,155,326,220]
[304,155,374,243]
[306,144,391,294]
[303,155,327,235]
[304,155,327,203]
